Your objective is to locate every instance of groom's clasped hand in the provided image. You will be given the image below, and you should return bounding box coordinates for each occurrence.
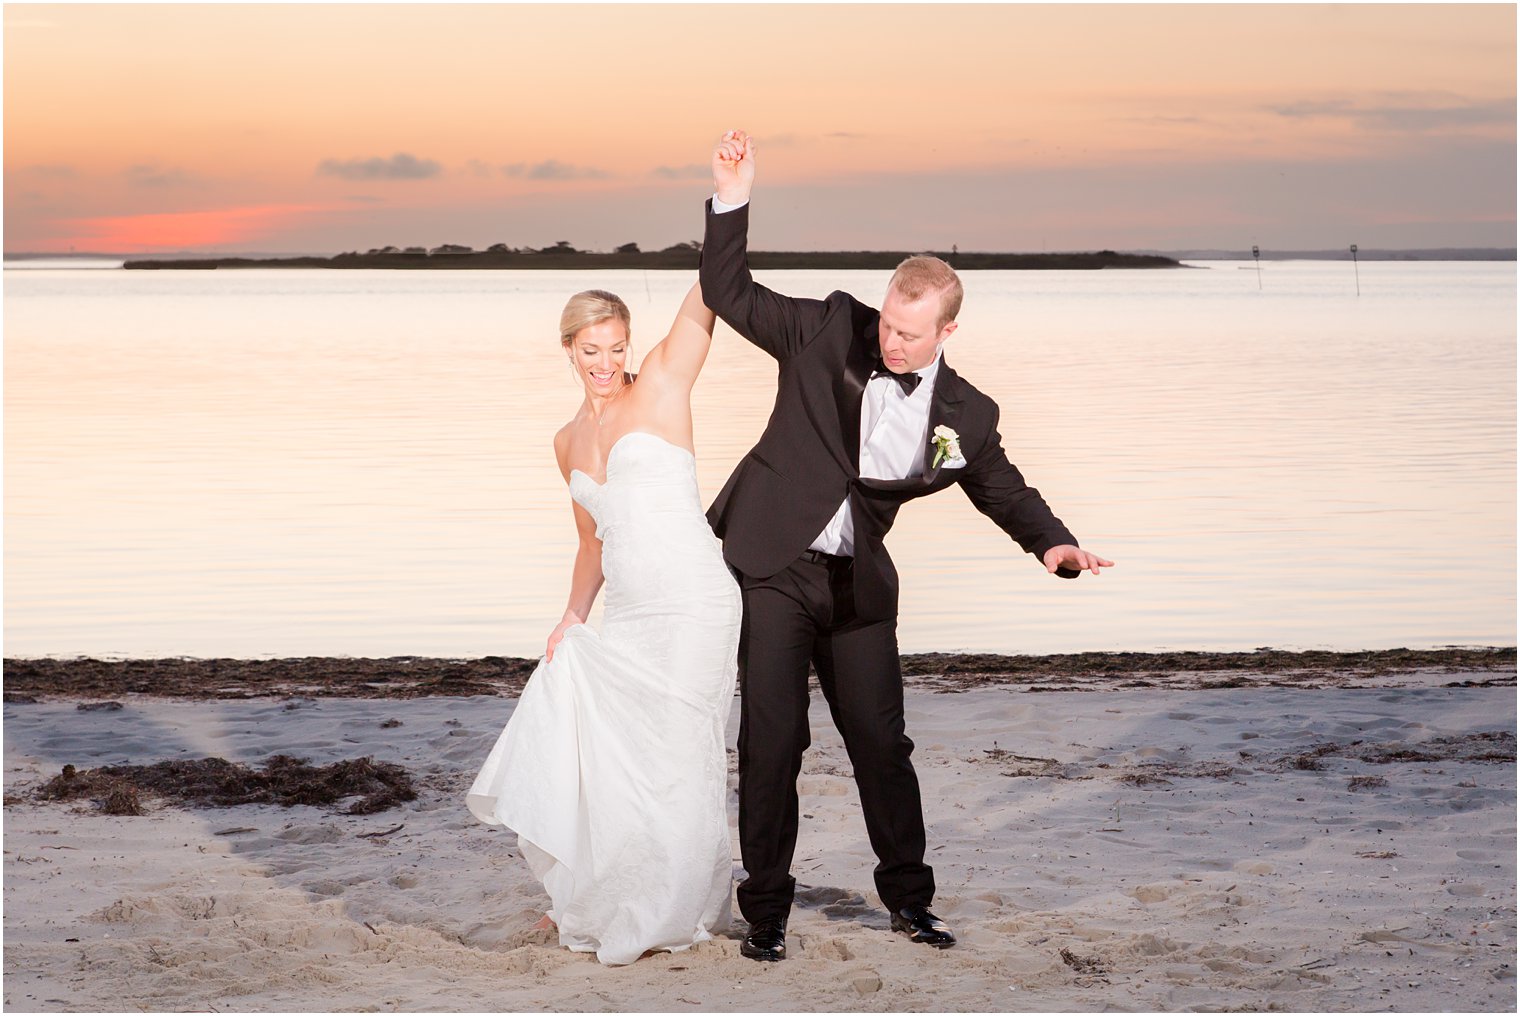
[712,129,755,205]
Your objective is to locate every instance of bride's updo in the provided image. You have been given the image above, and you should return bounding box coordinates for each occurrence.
[560,290,631,346]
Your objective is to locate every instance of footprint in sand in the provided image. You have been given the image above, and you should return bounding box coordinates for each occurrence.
[1124,930,1179,955]
[1135,746,1188,759]
[429,740,487,764]
[796,776,851,796]
[795,885,864,907]
[806,936,854,961]
[459,921,555,954]
[1189,858,1234,871]
[305,879,346,897]
[1124,884,1178,904]
[275,824,345,845]
[844,968,882,994]
[794,884,874,918]
[1226,945,1274,964]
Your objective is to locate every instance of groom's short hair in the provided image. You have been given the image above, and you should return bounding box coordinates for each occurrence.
[887,256,964,330]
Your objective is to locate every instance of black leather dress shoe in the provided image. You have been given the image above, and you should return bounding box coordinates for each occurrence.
[740,917,787,961]
[891,905,956,948]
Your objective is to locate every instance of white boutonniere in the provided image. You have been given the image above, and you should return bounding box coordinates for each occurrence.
[931,425,963,468]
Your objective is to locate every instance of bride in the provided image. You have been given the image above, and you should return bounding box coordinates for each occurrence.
[466,282,741,965]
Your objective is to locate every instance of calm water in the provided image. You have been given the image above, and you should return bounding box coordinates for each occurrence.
[4,261,1514,659]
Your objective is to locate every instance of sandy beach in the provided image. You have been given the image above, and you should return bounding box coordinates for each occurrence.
[3,652,1514,1012]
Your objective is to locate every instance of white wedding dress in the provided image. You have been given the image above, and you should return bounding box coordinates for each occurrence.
[467,431,741,965]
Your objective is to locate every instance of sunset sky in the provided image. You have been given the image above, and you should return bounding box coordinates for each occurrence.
[4,3,1515,253]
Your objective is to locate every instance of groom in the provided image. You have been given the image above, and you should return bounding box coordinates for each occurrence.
[701,131,1112,961]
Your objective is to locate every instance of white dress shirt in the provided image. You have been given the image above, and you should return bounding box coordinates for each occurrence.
[808,352,942,556]
[712,193,941,557]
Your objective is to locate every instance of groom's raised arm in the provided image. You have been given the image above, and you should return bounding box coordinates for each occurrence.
[700,130,831,361]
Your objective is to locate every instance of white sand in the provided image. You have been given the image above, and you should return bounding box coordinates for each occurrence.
[3,681,1514,1012]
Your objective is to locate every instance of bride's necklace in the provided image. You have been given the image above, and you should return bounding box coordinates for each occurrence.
[583,372,626,425]
[593,374,630,426]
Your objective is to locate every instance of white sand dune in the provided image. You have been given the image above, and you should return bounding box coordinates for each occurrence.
[3,682,1514,1012]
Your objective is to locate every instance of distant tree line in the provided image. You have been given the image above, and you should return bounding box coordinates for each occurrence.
[356,240,704,257]
[124,242,1179,271]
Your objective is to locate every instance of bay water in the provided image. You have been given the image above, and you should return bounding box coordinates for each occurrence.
[4,260,1513,658]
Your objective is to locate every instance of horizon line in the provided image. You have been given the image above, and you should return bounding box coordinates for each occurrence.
[7,245,1517,260]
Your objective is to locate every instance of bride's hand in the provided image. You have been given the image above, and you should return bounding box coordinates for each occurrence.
[545,614,582,661]
[712,129,755,206]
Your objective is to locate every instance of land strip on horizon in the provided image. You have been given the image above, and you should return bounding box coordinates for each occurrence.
[7,247,1515,264]
[116,249,1181,271]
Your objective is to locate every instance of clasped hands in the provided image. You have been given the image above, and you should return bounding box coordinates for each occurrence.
[712,129,755,206]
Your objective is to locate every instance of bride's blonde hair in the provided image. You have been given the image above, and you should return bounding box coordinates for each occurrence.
[560,290,631,347]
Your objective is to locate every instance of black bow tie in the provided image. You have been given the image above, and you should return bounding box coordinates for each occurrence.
[870,360,922,395]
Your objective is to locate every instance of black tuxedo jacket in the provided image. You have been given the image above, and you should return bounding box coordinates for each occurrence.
[701,200,1078,621]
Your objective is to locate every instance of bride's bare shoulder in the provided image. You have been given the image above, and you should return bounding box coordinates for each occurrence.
[553,421,579,479]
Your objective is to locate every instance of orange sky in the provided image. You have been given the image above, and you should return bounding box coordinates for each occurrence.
[5,3,1515,252]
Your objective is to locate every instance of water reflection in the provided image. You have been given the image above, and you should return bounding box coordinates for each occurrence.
[4,262,1514,657]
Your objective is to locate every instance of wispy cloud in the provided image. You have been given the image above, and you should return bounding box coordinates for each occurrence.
[1271,97,1516,132]
[21,163,76,179]
[502,159,608,181]
[1115,115,1209,126]
[650,164,710,180]
[317,153,441,181]
[126,164,194,188]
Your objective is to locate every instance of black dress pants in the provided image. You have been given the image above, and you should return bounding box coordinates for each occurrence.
[734,552,934,923]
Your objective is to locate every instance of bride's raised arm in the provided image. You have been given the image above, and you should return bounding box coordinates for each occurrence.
[637,282,717,391]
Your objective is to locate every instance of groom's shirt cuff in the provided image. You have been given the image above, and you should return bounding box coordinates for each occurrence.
[710,193,748,214]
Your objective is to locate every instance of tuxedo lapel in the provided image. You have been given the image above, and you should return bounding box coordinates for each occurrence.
[835,323,874,470]
[920,359,967,483]
[855,358,968,496]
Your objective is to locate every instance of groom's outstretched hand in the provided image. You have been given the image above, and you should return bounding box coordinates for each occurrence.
[1043,545,1114,576]
[712,129,755,206]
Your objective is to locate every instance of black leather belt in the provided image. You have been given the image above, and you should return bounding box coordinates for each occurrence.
[801,549,853,566]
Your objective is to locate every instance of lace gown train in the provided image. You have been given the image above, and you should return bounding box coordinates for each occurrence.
[467,431,741,965]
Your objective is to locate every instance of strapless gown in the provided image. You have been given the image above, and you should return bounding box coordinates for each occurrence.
[466,431,742,965]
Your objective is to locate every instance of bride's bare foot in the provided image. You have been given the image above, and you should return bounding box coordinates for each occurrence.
[533,913,556,931]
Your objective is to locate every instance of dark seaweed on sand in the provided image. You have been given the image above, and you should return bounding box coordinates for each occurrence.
[3,647,1512,702]
[2,656,531,701]
[35,755,416,816]
[1274,730,1516,772]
